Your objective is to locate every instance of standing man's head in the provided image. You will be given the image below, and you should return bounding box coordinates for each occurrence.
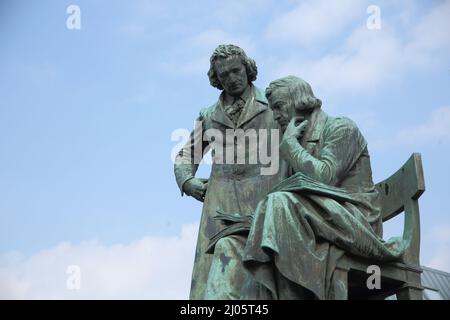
[265,76,322,130]
[208,44,257,97]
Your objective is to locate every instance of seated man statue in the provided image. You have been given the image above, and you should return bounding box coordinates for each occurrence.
[206,75,406,300]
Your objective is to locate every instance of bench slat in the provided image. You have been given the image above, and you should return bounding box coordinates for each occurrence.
[376,153,425,222]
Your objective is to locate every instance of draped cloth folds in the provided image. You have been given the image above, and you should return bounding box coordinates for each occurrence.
[241,172,406,299]
[239,110,407,299]
[206,109,407,300]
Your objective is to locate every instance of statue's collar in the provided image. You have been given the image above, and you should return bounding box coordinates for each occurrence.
[219,84,253,106]
[302,108,327,143]
[212,85,268,128]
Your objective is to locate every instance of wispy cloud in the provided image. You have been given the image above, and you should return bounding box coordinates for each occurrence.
[272,25,403,93]
[268,0,450,94]
[371,106,450,149]
[0,223,198,299]
[427,225,450,273]
[404,0,450,68]
[266,0,367,45]
[190,29,255,53]
[161,29,255,76]
[396,106,450,144]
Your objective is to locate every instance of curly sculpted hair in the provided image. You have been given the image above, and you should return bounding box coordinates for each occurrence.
[207,44,257,90]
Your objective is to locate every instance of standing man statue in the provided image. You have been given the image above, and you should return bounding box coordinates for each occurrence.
[174,44,281,299]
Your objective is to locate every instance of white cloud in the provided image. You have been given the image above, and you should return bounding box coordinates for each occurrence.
[268,0,450,94]
[187,28,255,74]
[427,225,450,273]
[428,249,450,273]
[163,29,255,76]
[371,106,450,149]
[272,24,403,93]
[0,223,199,299]
[396,106,450,144]
[266,0,367,45]
[190,29,254,53]
[404,0,450,68]
[431,225,450,243]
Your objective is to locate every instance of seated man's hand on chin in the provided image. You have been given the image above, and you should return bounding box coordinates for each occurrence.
[282,117,308,142]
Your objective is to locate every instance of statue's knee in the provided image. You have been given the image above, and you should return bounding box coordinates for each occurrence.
[267,192,292,211]
[268,191,289,202]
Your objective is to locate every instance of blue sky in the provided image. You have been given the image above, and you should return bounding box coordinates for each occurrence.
[0,0,449,298]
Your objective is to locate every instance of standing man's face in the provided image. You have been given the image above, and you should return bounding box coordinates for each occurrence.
[215,56,249,97]
[268,88,295,131]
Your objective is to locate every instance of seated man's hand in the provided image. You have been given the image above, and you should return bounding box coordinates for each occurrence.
[184,178,208,202]
[283,118,308,142]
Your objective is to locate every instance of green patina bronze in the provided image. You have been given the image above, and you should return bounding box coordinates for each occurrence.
[174,50,423,300]
[174,45,281,299]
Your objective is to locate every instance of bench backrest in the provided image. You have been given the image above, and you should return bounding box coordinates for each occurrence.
[376,153,425,222]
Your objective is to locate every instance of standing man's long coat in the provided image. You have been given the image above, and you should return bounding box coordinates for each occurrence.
[174,85,281,299]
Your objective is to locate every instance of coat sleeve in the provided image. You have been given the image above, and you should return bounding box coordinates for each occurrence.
[174,111,210,195]
[279,117,367,186]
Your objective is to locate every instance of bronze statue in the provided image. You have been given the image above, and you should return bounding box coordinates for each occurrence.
[205,76,407,299]
[174,45,281,299]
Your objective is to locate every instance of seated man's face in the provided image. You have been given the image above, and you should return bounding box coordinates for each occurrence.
[268,88,294,131]
[215,56,249,97]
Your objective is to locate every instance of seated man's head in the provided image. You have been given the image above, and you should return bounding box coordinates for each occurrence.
[266,76,322,130]
[208,44,257,97]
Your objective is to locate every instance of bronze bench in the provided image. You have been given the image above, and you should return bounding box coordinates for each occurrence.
[332,153,425,300]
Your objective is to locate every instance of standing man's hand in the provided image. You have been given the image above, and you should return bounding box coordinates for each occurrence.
[184,178,208,202]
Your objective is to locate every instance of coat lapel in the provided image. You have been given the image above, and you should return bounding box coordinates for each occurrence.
[210,101,235,128]
[236,86,268,128]
[210,86,268,129]
[301,108,328,155]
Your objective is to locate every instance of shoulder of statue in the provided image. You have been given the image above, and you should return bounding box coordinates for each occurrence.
[326,115,359,133]
[325,115,367,147]
[198,102,218,120]
[253,86,269,105]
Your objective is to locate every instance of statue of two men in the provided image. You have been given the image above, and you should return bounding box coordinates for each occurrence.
[174,45,406,300]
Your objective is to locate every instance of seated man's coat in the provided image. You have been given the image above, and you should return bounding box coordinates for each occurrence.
[241,107,406,299]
